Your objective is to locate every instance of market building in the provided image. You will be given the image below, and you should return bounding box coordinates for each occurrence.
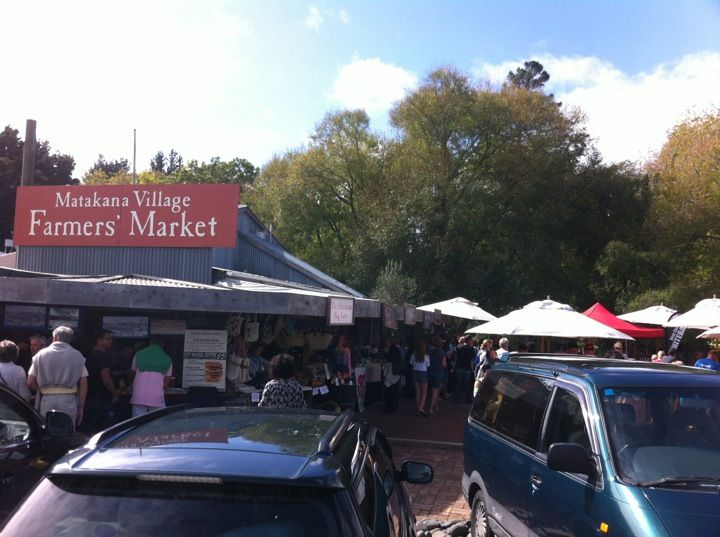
[1,184,434,408]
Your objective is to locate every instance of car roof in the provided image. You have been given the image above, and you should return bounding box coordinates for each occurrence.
[50,407,358,488]
[501,353,720,388]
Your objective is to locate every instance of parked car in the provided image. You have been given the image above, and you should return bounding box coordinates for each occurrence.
[0,384,85,519]
[463,354,720,537]
[1,406,433,536]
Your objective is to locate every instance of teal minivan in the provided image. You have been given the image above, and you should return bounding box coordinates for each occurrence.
[463,355,720,537]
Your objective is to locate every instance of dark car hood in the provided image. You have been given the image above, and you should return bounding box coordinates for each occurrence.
[643,487,720,536]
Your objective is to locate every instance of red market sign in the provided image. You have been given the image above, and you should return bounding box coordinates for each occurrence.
[14,184,239,247]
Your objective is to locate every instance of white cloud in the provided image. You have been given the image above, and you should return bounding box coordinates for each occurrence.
[473,52,720,164]
[0,1,260,175]
[330,58,418,113]
[339,9,350,24]
[305,5,324,31]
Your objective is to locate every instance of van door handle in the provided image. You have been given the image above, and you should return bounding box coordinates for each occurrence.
[530,475,542,487]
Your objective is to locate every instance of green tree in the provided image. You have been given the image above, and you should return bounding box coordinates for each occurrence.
[507,60,550,90]
[0,126,75,242]
[641,109,720,305]
[150,151,166,173]
[249,66,651,311]
[86,154,129,177]
[172,156,258,186]
[167,149,183,174]
[82,169,168,185]
[370,260,417,305]
[248,110,400,292]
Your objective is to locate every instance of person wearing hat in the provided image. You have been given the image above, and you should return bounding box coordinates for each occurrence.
[605,341,629,360]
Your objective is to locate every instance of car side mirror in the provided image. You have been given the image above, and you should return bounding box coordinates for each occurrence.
[397,461,433,484]
[547,443,593,475]
[46,411,74,437]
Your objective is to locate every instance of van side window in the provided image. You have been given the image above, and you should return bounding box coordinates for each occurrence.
[472,372,552,448]
[470,371,506,427]
[493,374,552,449]
[543,388,591,454]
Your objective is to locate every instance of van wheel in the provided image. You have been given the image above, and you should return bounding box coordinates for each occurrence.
[471,494,493,537]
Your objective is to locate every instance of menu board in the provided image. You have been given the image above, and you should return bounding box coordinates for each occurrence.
[4,305,46,329]
[182,330,227,391]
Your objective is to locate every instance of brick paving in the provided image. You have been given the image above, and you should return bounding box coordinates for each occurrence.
[362,394,472,523]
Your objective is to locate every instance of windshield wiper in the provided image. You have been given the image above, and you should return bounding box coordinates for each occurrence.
[638,476,720,488]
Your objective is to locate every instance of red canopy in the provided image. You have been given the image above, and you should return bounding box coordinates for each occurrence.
[582,303,665,339]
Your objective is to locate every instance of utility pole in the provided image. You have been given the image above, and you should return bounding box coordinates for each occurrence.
[132,128,137,184]
[20,119,37,186]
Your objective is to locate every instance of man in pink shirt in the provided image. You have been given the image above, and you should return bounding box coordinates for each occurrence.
[130,338,173,417]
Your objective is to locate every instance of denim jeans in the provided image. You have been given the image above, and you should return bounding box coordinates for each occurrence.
[453,368,473,403]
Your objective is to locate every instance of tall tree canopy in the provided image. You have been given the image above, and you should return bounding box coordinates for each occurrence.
[86,154,129,177]
[172,156,258,186]
[0,126,74,243]
[249,67,649,312]
[641,109,720,309]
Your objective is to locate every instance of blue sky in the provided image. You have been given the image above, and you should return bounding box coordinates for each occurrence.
[2,1,719,177]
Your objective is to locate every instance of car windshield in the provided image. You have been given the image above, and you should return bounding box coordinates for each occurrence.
[0,475,357,537]
[601,387,720,486]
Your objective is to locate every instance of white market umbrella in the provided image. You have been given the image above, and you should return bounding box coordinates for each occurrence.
[418,297,496,322]
[697,327,720,339]
[465,299,634,340]
[664,298,720,330]
[617,305,677,326]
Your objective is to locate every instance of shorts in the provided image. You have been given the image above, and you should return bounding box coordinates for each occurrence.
[412,370,428,384]
[428,369,443,389]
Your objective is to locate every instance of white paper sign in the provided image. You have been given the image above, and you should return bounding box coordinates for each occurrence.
[251,391,260,403]
[327,297,355,326]
[182,330,228,391]
[319,385,329,395]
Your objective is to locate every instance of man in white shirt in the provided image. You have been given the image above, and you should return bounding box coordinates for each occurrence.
[28,326,88,427]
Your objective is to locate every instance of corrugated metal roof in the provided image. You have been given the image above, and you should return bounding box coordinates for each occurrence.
[238,232,364,298]
[65,274,223,290]
[216,278,334,297]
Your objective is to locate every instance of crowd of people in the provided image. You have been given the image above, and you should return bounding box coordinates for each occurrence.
[3,326,719,425]
[378,334,518,417]
[0,326,173,433]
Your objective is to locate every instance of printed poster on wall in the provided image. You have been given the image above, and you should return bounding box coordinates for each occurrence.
[4,305,46,329]
[48,307,80,330]
[103,316,149,338]
[182,329,228,391]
